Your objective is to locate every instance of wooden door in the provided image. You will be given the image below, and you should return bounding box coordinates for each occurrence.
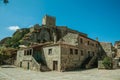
[20,62,22,67]
[27,62,30,70]
[53,61,58,71]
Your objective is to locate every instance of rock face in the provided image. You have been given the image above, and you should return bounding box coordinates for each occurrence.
[0,15,87,48]
[25,26,87,45]
[0,28,29,48]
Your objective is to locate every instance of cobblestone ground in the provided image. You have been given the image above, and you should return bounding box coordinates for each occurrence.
[0,65,120,80]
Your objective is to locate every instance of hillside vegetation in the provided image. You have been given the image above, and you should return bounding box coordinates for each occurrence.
[0,28,29,48]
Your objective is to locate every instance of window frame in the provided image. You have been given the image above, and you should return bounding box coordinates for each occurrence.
[75,49,78,55]
[48,49,52,55]
[80,38,83,43]
[88,51,90,56]
[81,50,83,56]
[70,48,73,55]
[88,41,90,45]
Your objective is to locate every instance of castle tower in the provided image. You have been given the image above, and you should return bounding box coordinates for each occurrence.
[42,15,56,27]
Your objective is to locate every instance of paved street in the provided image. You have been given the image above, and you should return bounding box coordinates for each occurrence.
[0,65,120,80]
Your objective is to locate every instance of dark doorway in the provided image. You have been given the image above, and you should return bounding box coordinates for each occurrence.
[53,61,58,71]
[20,62,22,67]
[27,62,30,70]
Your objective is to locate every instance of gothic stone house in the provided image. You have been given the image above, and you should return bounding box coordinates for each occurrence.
[16,15,100,71]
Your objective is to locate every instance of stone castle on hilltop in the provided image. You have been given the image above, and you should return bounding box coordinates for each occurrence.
[15,15,120,71]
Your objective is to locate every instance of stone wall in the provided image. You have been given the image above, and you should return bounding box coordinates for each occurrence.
[42,45,61,71]
[62,33,78,46]
[16,49,40,71]
[98,60,105,69]
[100,42,113,58]
[114,41,120,57]
[59,33,99,71]
[117,49,120,57]
[60,45,81,71]
[20,61,32,69]
[60,43,99,71]
[16,50,24,64]
[78,35,99,57]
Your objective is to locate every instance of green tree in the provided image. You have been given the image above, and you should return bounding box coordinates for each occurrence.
[11,28,29,48]
[102,56,113,69]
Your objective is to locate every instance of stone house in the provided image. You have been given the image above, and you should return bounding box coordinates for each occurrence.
[114,41,120,58]
[16,32,99,71]
[114,41,120,68]
[100,42,115,58]
[16,41,99,71]
[16,15,101,71]
[98,42,120,69]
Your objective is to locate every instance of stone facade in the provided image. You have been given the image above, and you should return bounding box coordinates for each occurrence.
[16,48,40,71]
[60,44,80,71]
[100,42,115,58]
[97,42,120,69]
[114,41,120,57]
[62,33,78,46]
[16,31,100,71]
[42,45,61,71]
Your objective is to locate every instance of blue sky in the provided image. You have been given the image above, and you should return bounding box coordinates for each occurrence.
[0,0,120,44]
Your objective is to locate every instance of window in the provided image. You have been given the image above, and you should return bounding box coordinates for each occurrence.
[81,50,83,56]
[70,48,73,55]
[24,50,27,56]
[88,51,90,56]
[29,49,32,55]
[75,49,78,55]
[88,41,90,45]
[24,50,32,56]
[27,50,29,55]
[92,52,95,56]
[48,49,52,55]
[80,38,83,43]
[96,44,98,47]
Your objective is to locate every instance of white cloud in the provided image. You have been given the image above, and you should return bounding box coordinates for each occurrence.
[8,26,20,31]
[28,25,33,28]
